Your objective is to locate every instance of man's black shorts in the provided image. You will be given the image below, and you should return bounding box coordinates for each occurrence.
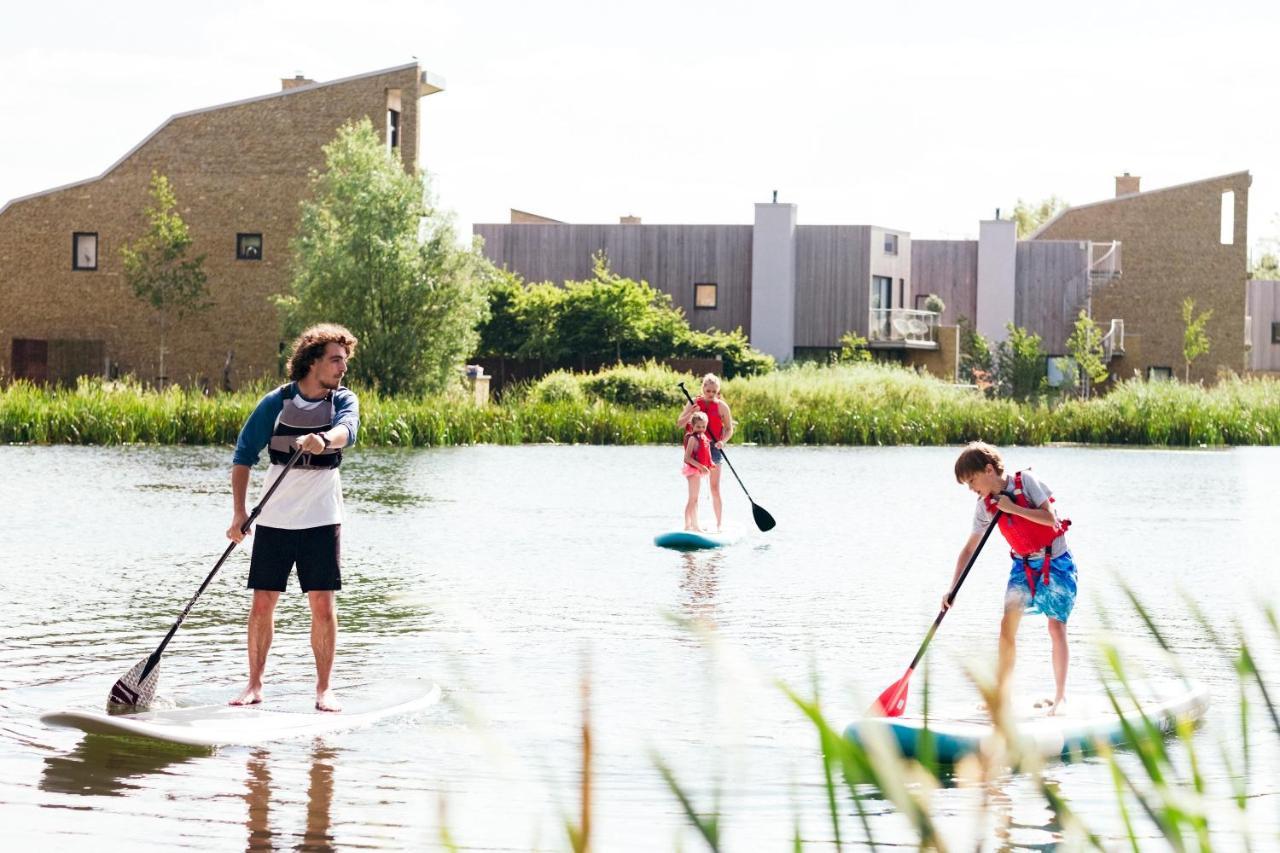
[248,524,342,592]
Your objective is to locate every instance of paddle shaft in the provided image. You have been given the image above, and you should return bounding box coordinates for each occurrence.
[140,447,305,679]
[676,382,756,503]
[905,507,1005,672]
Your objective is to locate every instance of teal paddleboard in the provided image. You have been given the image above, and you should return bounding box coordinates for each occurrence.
[846,679,1208,763]
[654,530,742,550]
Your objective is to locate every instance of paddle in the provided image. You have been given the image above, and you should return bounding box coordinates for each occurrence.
[108,446,306,709]
[868,503,1007,717]
[677,381,775,532]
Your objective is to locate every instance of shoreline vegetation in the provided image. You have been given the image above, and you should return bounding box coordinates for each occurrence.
[2,362,1279,447]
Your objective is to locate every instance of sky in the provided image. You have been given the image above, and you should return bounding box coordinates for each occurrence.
[2,0,1277,254]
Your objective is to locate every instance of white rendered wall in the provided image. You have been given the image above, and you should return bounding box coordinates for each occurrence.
[976,219,1017,343]
[750,203,798,361]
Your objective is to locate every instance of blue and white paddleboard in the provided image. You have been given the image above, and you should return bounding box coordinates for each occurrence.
[654,529,743,550]
[846,679,1209,763]
[41,678,441,749]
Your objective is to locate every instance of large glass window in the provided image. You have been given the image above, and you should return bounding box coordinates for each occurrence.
[388,109,400,149]
[871,275,892,310]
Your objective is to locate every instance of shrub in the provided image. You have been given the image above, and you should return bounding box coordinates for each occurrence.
[579,362,692,408]
[529,371,585,405]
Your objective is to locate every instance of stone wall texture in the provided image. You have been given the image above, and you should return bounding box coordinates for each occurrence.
[0,63,430,387]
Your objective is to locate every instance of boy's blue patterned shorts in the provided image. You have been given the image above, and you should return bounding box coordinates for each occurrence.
[1004,551,1077,623]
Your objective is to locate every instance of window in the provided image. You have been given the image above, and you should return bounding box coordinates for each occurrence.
[237,233,263,260]
[871,275,892,310]
[914,293,929,310]
[72,232,97,270]
[1147,366,1174,381]
[1046,356,1077,388]
[1220,191,1234,245]
[1272,322,1280,344]
[694,283,717,309]
[898,278,905,308]
[884,233,899,255]
[388,109,400,149]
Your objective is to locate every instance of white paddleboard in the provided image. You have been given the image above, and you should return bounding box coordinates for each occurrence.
[847,678,1209,763]
[654,529,742,550]
[41,678,441,749]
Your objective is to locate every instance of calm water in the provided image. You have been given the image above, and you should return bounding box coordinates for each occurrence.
[2,444,1278,850]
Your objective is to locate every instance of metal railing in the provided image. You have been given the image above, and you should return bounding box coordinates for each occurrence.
[868,309,940,345]
[1102,318,1125,362]
[1090,241,1121,280]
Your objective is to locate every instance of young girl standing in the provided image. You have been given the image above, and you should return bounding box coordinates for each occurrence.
[677,374,734,531]
[682,412,714,531]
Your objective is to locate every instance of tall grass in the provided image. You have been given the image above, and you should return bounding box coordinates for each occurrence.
[4,365,1280,447]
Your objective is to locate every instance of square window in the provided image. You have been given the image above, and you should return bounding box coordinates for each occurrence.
[1147,366,1174,381]
[694,283,717,309]
[1272,322,1280,344]
[237,233,263,261]
[884,233,899,255]
[72,232,98,270]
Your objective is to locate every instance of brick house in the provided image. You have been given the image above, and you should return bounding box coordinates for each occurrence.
[0,62,443,387]
[1033,172,1251,383]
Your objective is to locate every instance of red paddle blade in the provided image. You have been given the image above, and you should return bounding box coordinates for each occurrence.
[868,669,913,717]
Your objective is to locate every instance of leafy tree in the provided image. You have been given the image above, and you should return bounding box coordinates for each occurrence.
[836,331,872,363]
[1181,297,1212,382]
[994,323,1048,401]
[1061,309,1109,399]
[120,172,209,383]
[956,316,994,390]
[474,268,528,359]
[280,119,492,395]
[922,293,946,315]
[560,253,660,365]
[1009,196,1068,238]
[515,282,569,368]
[1251,252,1280,280]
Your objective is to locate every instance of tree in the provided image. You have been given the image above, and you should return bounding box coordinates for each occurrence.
[994,323,1048,401]
[1061,309,1109,399]
[120,172,209,383]
[836,331,872,363]
[281,119,492,395]
[559,253,659,365]
[923,293,946,315]
[1253,253,1280,280]
[957,316,994,391]
[1181,297,1212,382]
[1009,196,1068,238]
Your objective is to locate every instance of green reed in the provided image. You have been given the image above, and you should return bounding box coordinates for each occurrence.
[4,366,1280,447]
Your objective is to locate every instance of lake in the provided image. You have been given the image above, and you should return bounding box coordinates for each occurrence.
[2,444,1278,850]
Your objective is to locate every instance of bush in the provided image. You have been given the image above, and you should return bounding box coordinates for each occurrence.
[579,362,692,408]
[529,371,585,405]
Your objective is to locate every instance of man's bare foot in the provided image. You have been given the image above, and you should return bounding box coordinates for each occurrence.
[1046,697,1067,717]
[315,689,342,713]
[230,685,263,706]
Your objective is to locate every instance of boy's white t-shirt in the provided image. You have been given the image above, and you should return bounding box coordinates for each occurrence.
[972,471,1069,558]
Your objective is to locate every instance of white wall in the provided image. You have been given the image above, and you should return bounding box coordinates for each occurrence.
[976,219,1017,343]
[750,203,798,360]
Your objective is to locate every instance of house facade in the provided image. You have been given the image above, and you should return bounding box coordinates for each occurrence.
[0,62,443,386]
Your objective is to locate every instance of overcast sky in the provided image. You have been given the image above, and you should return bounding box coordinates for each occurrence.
[3,0,1276,253]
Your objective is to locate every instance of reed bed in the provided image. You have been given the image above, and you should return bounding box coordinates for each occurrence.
[3,365,1280,447]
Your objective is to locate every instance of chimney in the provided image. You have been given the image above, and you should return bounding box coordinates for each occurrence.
[281,74,315,91]
[1115,172,1141,197]
[620,215,641,224]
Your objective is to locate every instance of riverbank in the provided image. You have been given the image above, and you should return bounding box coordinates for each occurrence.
[3,363,1279,446]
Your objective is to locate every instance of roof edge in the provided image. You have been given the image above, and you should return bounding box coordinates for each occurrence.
[1,61,426,217]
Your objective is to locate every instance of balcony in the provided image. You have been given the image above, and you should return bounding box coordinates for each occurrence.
[868,309,940,349]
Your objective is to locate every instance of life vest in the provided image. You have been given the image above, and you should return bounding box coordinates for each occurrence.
[686,397,724,442]
[686,431,713,468]
[983,471,1071,600]
[267,384,342,470]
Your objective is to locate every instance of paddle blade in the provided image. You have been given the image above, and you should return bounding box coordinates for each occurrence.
[751,502,776,532]
[108,657,160,710]
[869,670,913,718]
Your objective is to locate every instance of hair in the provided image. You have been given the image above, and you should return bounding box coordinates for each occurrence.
[954,441,1004,483]
[286,323,358,382]
[690,411,709,427]
[700,373,722,397]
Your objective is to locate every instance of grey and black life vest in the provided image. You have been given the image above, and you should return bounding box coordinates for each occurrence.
[267,385,342,469]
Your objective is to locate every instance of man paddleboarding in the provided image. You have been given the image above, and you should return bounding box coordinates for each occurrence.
[946,442,1077,716]
[227,324,360,712]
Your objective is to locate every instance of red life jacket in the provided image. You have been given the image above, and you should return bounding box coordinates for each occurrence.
[983,471,1072,599]
[686,431,713,467]
[686,397,725,442]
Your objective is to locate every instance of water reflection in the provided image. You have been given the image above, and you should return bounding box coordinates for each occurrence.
[39,734,203,797]
[244,743,337,852]
[678,552,723,627]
